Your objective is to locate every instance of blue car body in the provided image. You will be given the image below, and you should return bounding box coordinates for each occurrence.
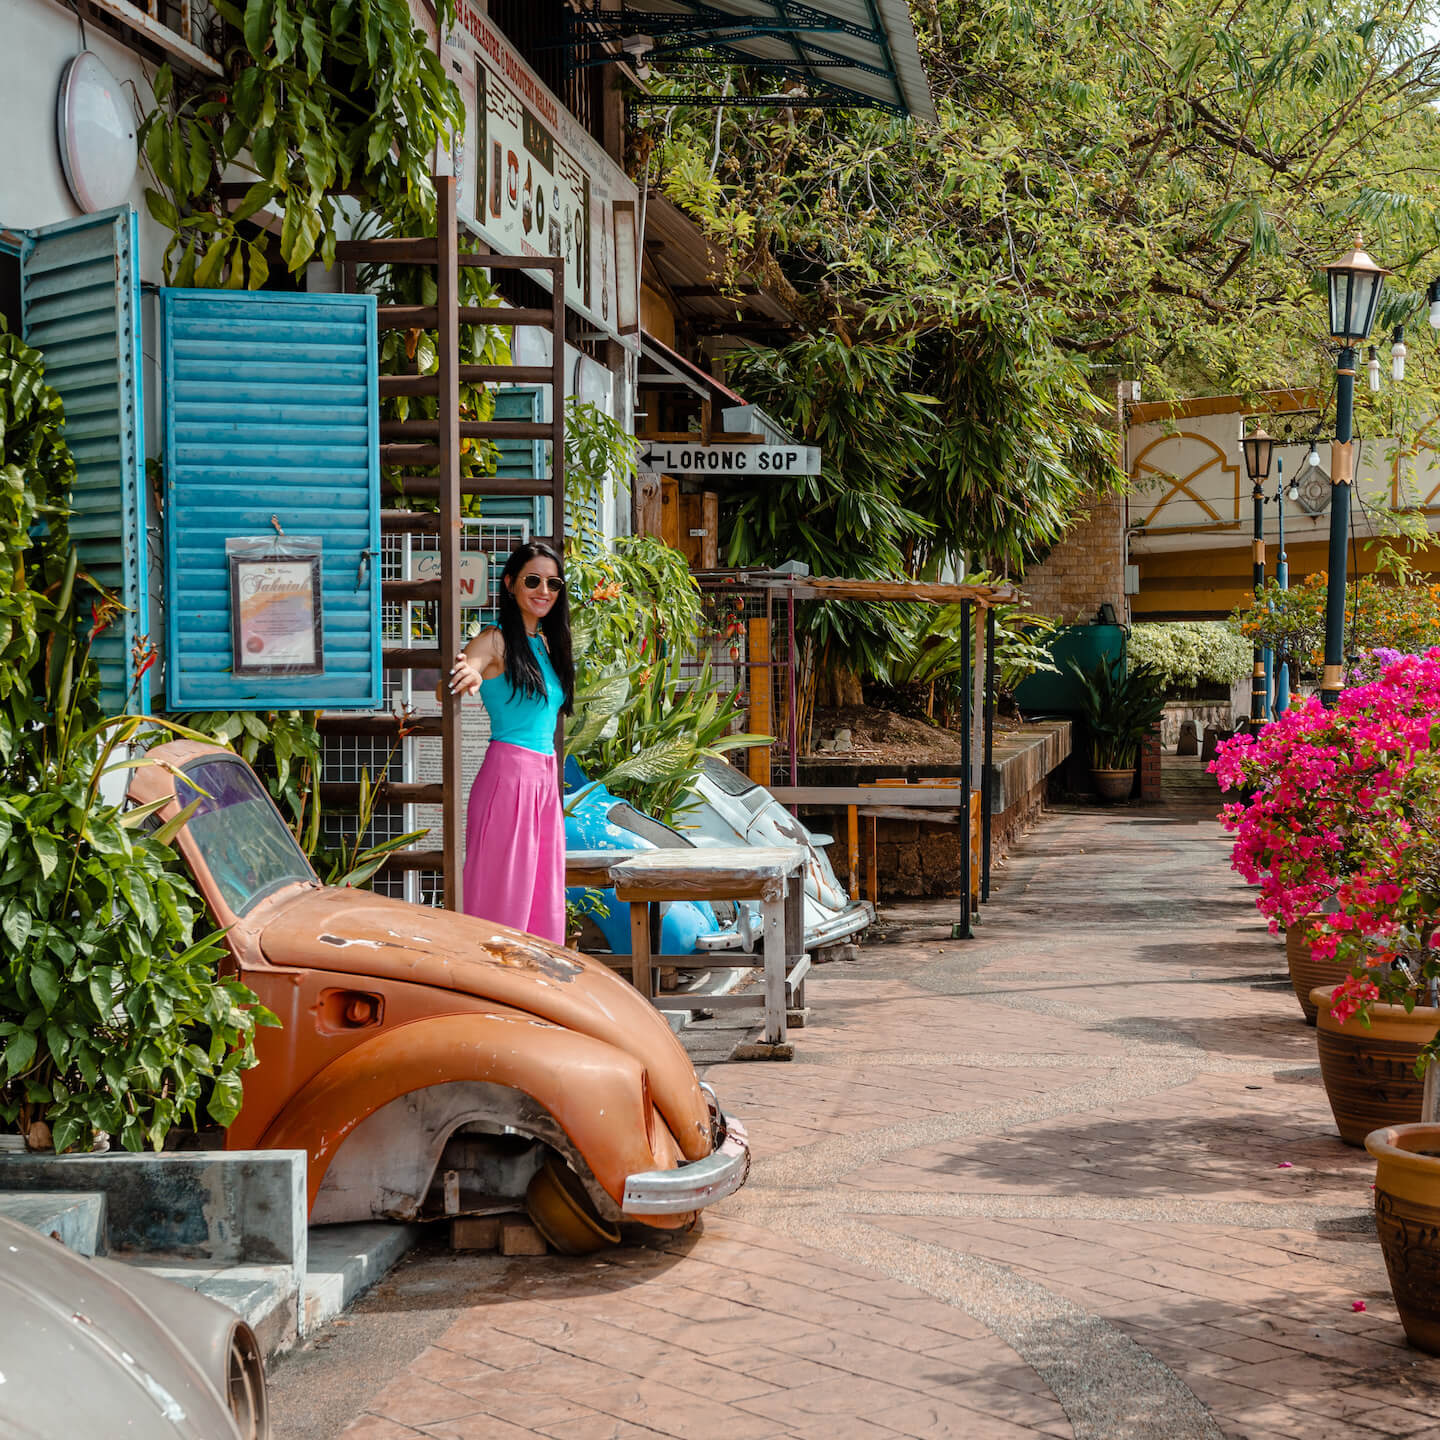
[563,760,726,957]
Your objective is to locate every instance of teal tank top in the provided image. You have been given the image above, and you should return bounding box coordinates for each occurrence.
[479,633,564,754]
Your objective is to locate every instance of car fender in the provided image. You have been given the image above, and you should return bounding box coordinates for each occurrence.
[258,1012,670,1213]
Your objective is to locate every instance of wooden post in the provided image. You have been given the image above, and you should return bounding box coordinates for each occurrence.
[982,605,996,902]
[548,237,566,550]
[747,617,772,787]
[959,600,972,938]
[847,804,860,901]
[629,902,653,999]
[701,491,719,569]
[436,179,463,911]
[659,476,680,548]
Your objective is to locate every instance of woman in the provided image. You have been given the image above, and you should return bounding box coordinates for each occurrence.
[448,540,574,943]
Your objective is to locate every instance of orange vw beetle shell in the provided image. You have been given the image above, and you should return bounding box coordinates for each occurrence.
[129,742,747,1231]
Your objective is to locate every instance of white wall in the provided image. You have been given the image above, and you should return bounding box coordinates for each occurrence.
[1,0,170,281]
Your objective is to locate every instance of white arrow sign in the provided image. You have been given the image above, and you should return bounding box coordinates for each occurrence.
[637,442,821,476]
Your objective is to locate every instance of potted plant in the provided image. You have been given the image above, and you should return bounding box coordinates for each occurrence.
[1210,669,1429,1023]
[1287,650,1440,1351]
[1365,1123,1440,1354]
[1068,656,1166,801]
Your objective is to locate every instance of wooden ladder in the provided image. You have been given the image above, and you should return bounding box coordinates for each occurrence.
[316,176,566,909]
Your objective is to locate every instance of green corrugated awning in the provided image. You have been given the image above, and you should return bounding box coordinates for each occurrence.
[570,1,937,120]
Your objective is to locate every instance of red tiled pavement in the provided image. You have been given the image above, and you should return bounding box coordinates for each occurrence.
[277,774,1440,1439]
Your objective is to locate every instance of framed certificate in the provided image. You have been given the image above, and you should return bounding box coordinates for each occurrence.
[227,539,324,676]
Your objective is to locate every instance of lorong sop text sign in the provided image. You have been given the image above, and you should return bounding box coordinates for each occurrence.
[637,442,823,477]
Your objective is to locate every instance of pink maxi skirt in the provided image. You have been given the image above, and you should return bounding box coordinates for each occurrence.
[461,741,565,945]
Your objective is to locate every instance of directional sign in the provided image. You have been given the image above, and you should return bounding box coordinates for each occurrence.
[636,442,822,476]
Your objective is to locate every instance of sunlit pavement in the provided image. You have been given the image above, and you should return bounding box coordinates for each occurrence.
[270,762,1440,1440]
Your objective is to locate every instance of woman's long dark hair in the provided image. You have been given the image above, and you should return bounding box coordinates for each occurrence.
[496,540,574,714]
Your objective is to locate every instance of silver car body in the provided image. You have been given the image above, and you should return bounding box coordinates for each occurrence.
[681,758,874,951]
[0,1216,265,1439]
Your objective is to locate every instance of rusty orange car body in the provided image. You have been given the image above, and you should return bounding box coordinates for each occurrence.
[129,741,749,1236]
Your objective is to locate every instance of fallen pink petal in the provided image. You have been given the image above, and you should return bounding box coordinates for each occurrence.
[1277,1161,1294,1169]
[1352,1301,1368,1313]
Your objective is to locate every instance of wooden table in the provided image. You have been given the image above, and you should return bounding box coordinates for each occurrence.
[565,849,638,890]
[602,846,809,1047]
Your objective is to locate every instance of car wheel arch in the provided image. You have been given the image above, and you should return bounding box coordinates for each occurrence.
[256,1012,665,1218]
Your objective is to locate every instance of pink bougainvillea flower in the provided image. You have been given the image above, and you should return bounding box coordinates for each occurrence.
[1352,1300,1367,1312]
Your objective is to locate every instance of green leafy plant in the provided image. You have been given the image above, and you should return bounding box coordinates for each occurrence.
[0,709,277,1153]
[564,507,768,822]
[564,887,610,943]
[137,2,461,283]
[0,335,276,1154]
[1127,622,1252,693]
[874,582,1059,726]
[566,399,638,545]
[1068,657,1166,770]
[308,730,427,888]
[567,652,766,826]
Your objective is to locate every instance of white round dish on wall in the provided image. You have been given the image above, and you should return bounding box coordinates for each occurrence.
[56,51,137,213]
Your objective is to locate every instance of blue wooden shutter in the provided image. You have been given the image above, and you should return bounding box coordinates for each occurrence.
[19,207,148,713]
[159,289,380,710]
[484,386,545,531]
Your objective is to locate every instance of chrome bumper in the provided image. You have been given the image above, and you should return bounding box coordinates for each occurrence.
[622,1113,750,1215]
[807,899,874,948]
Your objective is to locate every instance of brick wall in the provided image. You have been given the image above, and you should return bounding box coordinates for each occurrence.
[1016,492,1127,624]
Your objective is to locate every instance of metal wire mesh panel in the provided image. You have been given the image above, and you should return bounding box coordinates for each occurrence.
[683,583,789,750]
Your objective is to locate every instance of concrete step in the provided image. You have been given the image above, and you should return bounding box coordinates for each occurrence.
[304,1222,422,1333]
[0,1190,106,1255]
[127,1223,422,1359]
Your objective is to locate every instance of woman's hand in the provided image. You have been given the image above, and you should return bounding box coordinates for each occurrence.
[449,650,483,697]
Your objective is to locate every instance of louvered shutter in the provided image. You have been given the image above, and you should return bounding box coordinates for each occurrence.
[159,289,381,710]
[483,386,545,532]
[19,207,148,713]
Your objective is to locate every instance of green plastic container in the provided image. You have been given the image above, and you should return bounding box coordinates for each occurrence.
[1014,623,1127,714]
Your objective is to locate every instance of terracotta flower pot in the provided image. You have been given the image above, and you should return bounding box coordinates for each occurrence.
[1314,989,1440,1145]
[1286,918,1346,1026]
[1091,768,1135,802]
[1365,1124,1440,1355]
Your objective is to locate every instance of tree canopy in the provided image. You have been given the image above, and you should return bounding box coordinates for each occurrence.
[641,0,1440,574]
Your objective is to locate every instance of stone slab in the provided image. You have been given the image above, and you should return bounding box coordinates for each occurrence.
[0,1149,308,1269]
[0,1190,106,1256]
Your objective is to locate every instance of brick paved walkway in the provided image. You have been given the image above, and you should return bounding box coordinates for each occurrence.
[283,774,1440,1440]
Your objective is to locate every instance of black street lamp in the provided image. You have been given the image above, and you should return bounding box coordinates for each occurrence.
[1321,237,1390,707]
[1241,427,1274,724]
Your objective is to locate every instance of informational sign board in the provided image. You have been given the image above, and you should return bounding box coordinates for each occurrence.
[411,549,490,605]
[226,538,325,676]
[637,442,823,476]
[411,0,640,350]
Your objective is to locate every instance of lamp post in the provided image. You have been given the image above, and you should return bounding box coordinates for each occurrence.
[1274,456,1299,714]
[1241,426,1274,725]
[1321,236,1389,707]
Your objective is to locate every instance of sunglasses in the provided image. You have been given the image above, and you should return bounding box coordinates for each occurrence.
[520,574,565,594]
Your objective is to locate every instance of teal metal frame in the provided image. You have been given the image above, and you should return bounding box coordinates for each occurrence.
[14,206,149,714]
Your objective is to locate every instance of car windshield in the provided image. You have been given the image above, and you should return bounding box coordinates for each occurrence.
[175,758,315,916]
